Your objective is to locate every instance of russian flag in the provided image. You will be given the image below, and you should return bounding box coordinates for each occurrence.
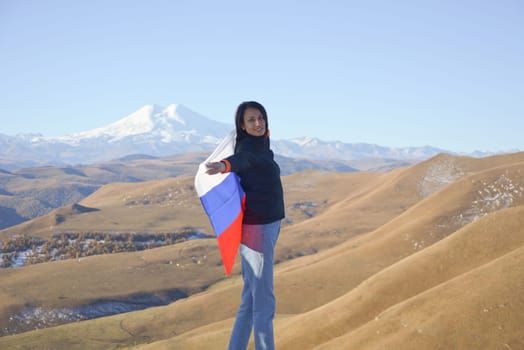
[194,130,245,275]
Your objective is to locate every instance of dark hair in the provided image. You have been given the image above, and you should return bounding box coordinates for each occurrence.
[234,101,269,144]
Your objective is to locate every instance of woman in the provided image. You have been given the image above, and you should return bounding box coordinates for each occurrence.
[206,101,285,350]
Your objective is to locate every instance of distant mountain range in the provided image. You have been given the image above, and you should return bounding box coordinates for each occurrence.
[0,104,229,169]
[0,103,495,170]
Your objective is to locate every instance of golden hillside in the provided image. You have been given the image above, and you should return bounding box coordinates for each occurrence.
[0,168,366,332]
[0,151,523,349]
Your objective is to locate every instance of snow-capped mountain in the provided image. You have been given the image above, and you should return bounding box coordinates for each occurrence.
[272,137,450,161]
[52,104,229,145]
[0,103,490,170]
[0,104,232,167]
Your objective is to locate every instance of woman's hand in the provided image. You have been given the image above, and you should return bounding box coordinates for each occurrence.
[206,161,226,175]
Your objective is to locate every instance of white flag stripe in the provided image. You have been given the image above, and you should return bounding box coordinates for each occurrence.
[194,130,236,196]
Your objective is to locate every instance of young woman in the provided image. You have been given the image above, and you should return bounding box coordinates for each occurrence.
[206,101,285,350]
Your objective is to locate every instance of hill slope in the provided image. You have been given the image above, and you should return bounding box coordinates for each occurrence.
[1,152,523,349]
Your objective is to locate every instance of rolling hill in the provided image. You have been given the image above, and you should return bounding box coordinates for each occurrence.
[0,151,523,349]
[0,152,365,232]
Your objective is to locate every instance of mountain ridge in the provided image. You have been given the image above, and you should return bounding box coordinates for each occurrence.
[0,103,501,170]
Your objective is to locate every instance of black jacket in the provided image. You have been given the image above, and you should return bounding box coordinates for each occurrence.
[223,134,285,225]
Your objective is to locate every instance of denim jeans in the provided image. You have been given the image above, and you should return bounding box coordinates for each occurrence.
[228,220,281,350]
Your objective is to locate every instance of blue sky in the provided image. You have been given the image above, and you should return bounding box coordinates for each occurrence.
[1,0,523,153]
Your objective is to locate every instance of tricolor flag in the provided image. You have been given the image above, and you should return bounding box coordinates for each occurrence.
[194,130,246,275]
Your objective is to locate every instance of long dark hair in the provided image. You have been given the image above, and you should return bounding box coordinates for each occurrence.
[234,101,269,146]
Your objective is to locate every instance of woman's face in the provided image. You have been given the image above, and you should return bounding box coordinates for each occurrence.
[242,107,266,137]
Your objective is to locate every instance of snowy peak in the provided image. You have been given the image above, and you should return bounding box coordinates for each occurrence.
[53,104,231,144]
[290,136,320,147]
[163,104,186,125]
[0,103,233,165]
[89,104,158,139]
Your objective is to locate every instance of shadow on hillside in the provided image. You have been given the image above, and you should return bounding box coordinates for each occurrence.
[3,289,188,336]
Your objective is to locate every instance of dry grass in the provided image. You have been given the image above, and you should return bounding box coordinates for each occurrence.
[1,151,524,350]
[0,177,207,238]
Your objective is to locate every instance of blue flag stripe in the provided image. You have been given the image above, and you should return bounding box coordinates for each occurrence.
[200,173,244,237]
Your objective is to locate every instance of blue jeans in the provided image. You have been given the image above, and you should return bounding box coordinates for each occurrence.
[228,220,281,350]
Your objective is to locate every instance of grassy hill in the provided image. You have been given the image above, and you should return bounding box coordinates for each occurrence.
[0,152,367,231]
[0,167,367,331]
[1,151,523,349]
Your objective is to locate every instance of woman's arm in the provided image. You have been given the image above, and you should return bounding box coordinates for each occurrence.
[206,147,254,175]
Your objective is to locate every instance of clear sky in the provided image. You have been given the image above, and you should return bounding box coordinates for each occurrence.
[1,0,523,153]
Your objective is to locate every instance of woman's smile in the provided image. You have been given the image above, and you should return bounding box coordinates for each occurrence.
[242,107,266,136]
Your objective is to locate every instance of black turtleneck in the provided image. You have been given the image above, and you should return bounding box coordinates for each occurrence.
[224,134,285,225]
